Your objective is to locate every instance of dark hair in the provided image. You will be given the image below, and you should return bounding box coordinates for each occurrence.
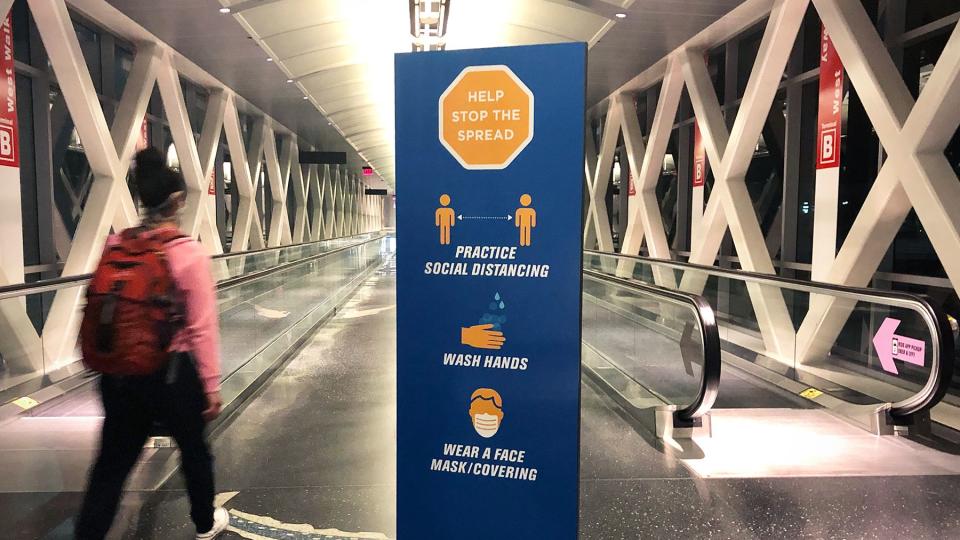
[133,147,186,213]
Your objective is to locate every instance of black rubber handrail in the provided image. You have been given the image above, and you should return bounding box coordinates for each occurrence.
[582,268,721,425]
[214,231,378,262]
[216,235,385,291]
[0,232,382,300]
[585,249,955,423]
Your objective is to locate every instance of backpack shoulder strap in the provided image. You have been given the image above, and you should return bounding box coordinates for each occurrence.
[153,229,189,246]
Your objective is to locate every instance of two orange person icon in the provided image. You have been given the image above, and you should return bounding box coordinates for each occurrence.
[437,193,535,247]
[435,194,456,245]
[515,194,536,247]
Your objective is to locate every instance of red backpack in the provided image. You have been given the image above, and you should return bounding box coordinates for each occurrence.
[80,227,187,375]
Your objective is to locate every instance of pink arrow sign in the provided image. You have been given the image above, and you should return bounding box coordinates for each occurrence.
[872,318,926,375]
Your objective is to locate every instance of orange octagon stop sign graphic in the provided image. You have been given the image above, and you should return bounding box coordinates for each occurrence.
[439,65,534,170]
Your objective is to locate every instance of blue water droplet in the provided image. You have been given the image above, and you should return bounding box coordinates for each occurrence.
[499,301,505,309]
[494,292,501,301]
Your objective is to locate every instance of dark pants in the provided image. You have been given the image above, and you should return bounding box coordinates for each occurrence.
[75,353,215,539]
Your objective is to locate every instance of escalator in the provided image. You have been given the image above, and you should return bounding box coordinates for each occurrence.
[0,233,392,493]
[583,249,954,436]
[579,254,960,479]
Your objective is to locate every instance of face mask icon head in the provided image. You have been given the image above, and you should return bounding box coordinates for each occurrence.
[469,388,504,438]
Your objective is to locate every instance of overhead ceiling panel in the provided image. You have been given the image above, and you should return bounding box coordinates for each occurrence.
[334,116,383,135]
[235,0,342,36]
[323,107,380,124]
[108,0,746,191]
[262,22,353,59]
[227,0,615,187]
[324,98,378,117]
[302,81,369,104]
[281,46,361,77]
[297,64,369,89]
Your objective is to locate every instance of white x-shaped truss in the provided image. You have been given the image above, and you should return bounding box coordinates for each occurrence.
[32,0,160,365]
[677,0,808,361]
[796,0,960,362]
[585,0,808,361]
[583,102,618,252]
[263,127,294,247]
[615,58,685,289]
[584,0,960,370]
[0,0,385,374]
[156,50,224,254]
[223,98,267,253]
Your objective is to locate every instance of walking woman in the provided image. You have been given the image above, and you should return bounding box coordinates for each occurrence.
[75,147,228,539]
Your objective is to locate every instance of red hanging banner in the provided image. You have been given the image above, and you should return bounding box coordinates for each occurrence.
[692,121,707,187]
[627,171,636,196]
[816,26,843,170]
[692,55,709,188]
[208,169,216,195]
[0,15,19,168]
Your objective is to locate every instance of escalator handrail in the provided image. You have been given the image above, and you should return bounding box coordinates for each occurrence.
[585,249,954,421]
[215,234,385,291]
[582,268,721,423]
[213,231,378,262]
[0,232,385,301]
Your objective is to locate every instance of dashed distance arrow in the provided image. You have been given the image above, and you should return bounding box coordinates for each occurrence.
[457,214,512,221]
[215,492,391,540]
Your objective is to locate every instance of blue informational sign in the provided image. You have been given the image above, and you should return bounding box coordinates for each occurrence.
[396,43,585,539]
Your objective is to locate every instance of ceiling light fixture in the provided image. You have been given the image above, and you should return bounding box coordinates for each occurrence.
[219,7,231,14]
[303,96,309,100]
[615,12,627,19]
[266,57,273,62]
[286,79,294,83]
[410,0,449,52]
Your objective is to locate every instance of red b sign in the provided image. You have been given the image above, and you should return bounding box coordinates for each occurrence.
[0,15,18,168]
[816,26,843,170]
[692,121,707,187]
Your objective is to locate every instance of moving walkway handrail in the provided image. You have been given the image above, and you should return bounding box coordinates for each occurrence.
[213,231,378,262]
[583,268,721,424]
[0,232,384,300]
[216,234,385,290]
[585,249,955,422]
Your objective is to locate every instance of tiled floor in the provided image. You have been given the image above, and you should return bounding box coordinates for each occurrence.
[4,262,960,538]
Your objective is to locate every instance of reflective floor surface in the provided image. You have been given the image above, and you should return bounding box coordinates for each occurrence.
[3,259,960,538]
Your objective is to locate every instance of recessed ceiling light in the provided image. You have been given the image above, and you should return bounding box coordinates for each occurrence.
[615,12,626,19]
[303,96,309,100]
[219,7,230,14]
[266,57,273,62]
[286,79,294,83]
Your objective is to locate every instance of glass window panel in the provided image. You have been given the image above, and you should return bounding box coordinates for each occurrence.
[905,0,960,32]
[115,46,134,99]
[71,22,101,93]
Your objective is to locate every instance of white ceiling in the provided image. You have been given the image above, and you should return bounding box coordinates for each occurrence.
[223,0,621,188]
[107,0,745,191]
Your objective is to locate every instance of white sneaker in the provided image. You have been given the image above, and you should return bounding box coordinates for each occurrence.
[196,507,230,539]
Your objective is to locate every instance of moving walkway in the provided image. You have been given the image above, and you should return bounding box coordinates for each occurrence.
[0,233,392,492]
[582,249,954,435]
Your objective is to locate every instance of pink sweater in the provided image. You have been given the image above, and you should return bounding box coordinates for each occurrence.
[105,229,221,393]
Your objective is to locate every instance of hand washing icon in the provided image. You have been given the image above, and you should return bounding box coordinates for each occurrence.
[460,292,507,350]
